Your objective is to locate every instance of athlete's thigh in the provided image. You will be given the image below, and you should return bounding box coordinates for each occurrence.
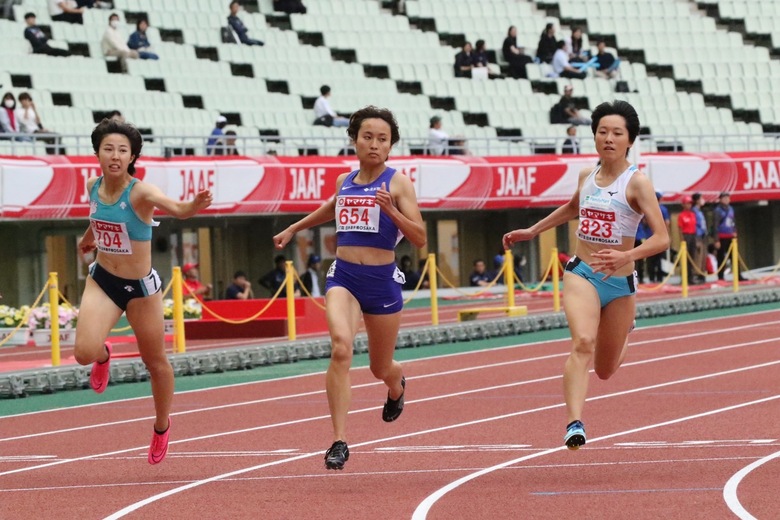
[75,277,123,348]
[363,311,401,368]
[562,271,601,345]
[594,295,635,365]
[325,287,363,342]
[126,292,165,358]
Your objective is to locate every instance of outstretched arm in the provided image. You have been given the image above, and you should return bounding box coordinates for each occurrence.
[273,174,345,249]
[137,183,212,219]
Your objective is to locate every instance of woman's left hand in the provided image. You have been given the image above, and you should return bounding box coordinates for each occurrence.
[193,190,213,210]
[590,249,630,279]
[375,182,394,213]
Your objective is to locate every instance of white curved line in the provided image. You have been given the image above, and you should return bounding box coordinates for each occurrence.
[723,449,780,519]
[102,361,780,518]
[412,394,780,519]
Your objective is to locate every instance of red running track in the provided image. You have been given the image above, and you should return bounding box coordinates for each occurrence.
[1,308,778,519]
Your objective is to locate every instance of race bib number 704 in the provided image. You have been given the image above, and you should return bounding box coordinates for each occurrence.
[90,219,133,254]
[336,196,380,233]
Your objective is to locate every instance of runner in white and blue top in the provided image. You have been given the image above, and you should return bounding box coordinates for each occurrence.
[502,100,670,451]
[273,106,426,471]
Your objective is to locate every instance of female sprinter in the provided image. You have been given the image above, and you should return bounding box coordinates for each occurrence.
[273,105,426,470]
[503,100,669,449]
[76,118,212,464]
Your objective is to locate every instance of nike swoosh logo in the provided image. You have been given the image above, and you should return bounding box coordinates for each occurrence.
[383,301,398,308]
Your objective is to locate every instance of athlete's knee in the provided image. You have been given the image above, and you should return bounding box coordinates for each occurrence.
[73,341,103,365]
[329,341,353,365]
[139,351,170,374]
[594,363,618,380]
[571,333,596,356]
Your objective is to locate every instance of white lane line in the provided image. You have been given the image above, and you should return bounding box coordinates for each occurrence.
[2,332,776,445]
[411,394,780,519]
[2,310,777,421]
[723,449,780,519]
[1,337,777,479]
[101,361,780,519]
[1,455,763,494]
[2,316,776,443]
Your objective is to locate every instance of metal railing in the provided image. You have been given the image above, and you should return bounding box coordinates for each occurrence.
[2,132,780,157]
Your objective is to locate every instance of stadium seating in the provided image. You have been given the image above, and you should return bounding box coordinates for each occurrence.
[0,0,778,156]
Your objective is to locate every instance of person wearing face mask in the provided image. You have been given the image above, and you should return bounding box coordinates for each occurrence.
[0,93,32,141]
[101,13,139,72]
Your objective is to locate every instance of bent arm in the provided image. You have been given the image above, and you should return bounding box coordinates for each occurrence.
[388,174,427,248]
[139,183,212,219]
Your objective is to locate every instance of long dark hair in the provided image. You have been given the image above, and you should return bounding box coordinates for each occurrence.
[90,118,144,175]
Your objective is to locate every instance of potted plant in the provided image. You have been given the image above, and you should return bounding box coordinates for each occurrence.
[0,304,31,346]
[163,298,202,334]
[28,303,79,347]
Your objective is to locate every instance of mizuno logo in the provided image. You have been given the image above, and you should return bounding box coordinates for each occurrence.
[608,191,618,197]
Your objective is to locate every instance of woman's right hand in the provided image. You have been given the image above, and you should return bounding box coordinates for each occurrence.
[273,228,294,249]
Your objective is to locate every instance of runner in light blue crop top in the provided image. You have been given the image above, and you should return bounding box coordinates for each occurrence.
[89,176,152,243]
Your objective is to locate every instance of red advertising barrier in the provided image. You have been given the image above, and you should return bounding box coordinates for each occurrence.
[2,153,780,219]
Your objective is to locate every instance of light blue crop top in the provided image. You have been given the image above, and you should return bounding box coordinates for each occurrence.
[89,177,152,245]
[335,168,403,251]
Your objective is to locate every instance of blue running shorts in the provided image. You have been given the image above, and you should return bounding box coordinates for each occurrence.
[325,258,405,315]
[564,256,636,308]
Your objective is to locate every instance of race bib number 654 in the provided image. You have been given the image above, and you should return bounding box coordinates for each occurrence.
[336,196,380,233]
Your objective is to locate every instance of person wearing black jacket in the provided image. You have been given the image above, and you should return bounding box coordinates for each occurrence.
[24,12,71,56]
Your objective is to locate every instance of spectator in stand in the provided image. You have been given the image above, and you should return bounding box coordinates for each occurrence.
[259,254,299,297]
[488,253,505,284]
[16,92,63,154]
[24,12,71,56]
[127,19,159,60]
[427,115,449,156]
[206,115,228,155]
[0,93,31,141]
[502,26,533,79]
[214,130,239,156]
[228,1,264,46]
[101,13,139,72]
[469,259,491,287]
[273,0,306,14]
[677,195,699,283]
[551,85,591,126]
[472,39,501,79]
[224,270,253,300]
[398,255,420,291]
[536,22,557,64]
[594,41,620,79]
[565,27,587,63]
[182,262,212,298]
[552,40,586,79]
[647,191,670,282]
[312,85,349,127]
[300,254,322,297]
[49,0,84,24]
[691,192,707,283]
[712,192,743,281]
[453,41,474,78]
[560,125,580,154]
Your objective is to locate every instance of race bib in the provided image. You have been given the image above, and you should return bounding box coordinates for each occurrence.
[91,219,132,254]
[336,195,380,233]
[577,207,620,245]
